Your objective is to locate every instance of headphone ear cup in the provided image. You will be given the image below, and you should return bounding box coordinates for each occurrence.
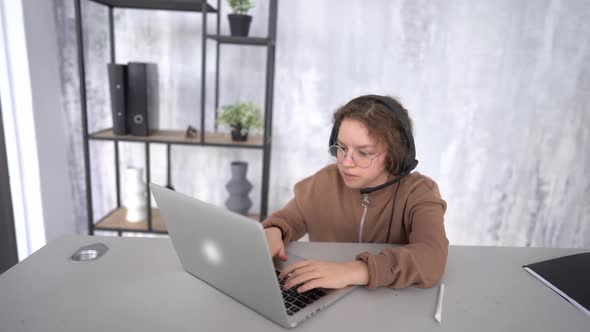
[328,125,337,147]
[398,157,418,176]
[406,158,418,173]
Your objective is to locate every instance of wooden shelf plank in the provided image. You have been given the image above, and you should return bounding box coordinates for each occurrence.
[206,35,272,46]
[90,128,200,144]
[95,208,261,233]
[89,128,264,148]
[204,131,264,147]
[95,208,167,232]
[90,0,217,12]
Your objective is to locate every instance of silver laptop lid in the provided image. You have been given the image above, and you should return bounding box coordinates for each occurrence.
[150,183,290,327]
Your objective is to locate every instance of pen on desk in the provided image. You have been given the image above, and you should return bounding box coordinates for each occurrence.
[434,283,445,324]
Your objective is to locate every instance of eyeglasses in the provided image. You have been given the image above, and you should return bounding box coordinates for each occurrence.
[328,144,381,168]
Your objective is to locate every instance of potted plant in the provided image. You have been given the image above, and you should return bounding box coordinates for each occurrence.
[227,0,254,37]
[217,101,263,141]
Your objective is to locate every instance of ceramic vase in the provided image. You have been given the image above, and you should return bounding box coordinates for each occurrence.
[124,167,147,223]
[225,161,253,215]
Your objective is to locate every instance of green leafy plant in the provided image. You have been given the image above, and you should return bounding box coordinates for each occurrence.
[217,101,263,132]
[228,0,254,14]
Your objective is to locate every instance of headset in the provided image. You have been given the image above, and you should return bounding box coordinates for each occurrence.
[328,94,418,242]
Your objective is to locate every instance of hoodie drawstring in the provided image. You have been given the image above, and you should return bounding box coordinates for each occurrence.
[358,193,370,242]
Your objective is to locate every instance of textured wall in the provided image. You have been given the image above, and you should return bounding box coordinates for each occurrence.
[54,0,590,247]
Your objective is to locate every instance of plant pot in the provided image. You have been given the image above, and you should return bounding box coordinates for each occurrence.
[228,14,252,37]
[231,124,249,141]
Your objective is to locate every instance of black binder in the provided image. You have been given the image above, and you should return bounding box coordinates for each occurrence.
[126,62,149,136]
[523,252,590,316]
[107,63,127,135]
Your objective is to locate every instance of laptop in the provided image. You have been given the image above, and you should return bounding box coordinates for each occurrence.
[150,183,356,328]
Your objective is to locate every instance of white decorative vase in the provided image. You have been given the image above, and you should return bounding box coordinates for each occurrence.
[124,167,147,223]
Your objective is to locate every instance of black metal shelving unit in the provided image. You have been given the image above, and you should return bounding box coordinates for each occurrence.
[74,0,278,235]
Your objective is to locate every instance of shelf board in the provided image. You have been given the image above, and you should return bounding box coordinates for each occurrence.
[204,131,264,147]
[90,0,217,12]
[94,208,260,233]
[91,128,201,144]
[90,128,264,148]
[206,35,272,46]
[95,208,167,232]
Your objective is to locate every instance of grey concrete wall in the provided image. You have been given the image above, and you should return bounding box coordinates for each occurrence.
[54,0,590,247]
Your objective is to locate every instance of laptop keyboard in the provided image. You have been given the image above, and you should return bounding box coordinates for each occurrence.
[276,270,328,316]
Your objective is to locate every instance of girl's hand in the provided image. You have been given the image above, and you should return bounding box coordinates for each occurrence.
[279,260,369,292]
[264,227,288,261]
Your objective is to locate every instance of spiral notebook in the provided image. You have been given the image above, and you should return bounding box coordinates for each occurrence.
[523,252,590,317]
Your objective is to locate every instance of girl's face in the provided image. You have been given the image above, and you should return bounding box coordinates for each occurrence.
[334,118,390,189]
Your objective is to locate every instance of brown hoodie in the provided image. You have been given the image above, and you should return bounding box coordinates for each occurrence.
[261,164,448,289]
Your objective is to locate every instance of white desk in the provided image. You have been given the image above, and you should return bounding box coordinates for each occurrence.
[0,236,587,331]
